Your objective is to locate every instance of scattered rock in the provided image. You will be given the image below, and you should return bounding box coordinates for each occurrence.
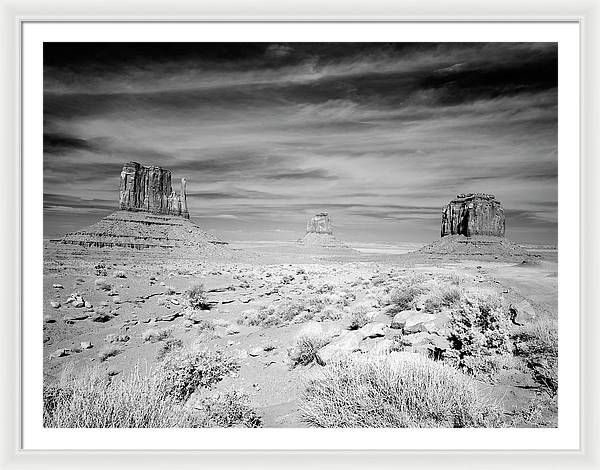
[358,322,386,339]
[52,284,64,289]
[249,347,262,357]
[49,301,61,309]
[80,341,93,349]
[50,348,70,359]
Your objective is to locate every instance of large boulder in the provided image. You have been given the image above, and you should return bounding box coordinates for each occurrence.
[317,331,363,364]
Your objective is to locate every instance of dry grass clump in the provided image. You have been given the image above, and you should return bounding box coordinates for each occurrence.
[513,317,558,396]
[387,274,428,312]
[43,351,255,428]
[186,283,210,310]
[347,305,370,330]
[98,345,123,362]
[288,324,331,367]
[300,352,503,428]
[142,327,173,343]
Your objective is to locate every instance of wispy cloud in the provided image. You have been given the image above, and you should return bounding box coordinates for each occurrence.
[43,42,558,243]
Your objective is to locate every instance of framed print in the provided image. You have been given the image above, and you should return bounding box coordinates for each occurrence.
[1,0,599,468]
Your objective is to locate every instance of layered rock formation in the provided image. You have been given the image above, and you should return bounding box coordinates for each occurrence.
[441,193,505,238]
[298,212,349,248]
[119,162,189,218]
[57,162,227,255]
[306,212,333,235]
[419,193,528,260]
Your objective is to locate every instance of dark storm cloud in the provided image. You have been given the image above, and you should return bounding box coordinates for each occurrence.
[43,42,558,243]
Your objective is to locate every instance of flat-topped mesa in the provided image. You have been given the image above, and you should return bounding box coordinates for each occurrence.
[119,162,189,219]
[441,193,505,238]
[306,212,333,235]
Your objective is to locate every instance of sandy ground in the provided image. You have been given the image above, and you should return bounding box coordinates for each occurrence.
[43,240,558,427]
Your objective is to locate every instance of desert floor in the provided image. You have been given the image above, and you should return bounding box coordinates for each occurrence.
[43,240,558,427]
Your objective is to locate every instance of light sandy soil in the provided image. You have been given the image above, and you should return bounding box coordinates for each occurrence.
[43,240,558,427]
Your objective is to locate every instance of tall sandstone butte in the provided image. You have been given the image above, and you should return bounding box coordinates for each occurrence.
[441,193,505,238]
[119,162,189,218]
[306,212,333,235]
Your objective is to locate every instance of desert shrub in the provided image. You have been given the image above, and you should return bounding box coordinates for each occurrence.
[419,284,462,314]
[299,352,502,428]
[98,345,123,362]
[114,270,127,278]
[389,285,424,313]
[513,317,558,396]
[188,391,262,428]
[347,305,369,330]
[445,289,512,377]
[156,338,184,361]
[94,262,108,276]
[142,327,173,343]
[43,362,259,428]
[186,283,210,310]
[195,319,215,332]
[313,306,343,322]
[238,297,329,327]
[156,349,239,402]
[288,324,331,367]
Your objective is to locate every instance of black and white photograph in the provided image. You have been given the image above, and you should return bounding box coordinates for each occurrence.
[42,42,559,429]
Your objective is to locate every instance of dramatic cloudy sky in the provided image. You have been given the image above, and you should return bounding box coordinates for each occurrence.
[43,42,558,244]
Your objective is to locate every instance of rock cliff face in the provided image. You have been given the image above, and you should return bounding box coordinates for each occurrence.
[119,162,189,218]
[441,193,505,238]
[306,212,333,235]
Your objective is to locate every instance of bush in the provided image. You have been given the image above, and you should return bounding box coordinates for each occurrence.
[348,305,369,330]
[300,352,503,428]
[98,345,123,362]
[419,284,462,314]
[288,324,331,367]
[156,338,184,361]
[389,285,423,312]
[186,283,210,310]
[445,289,512,377]
[156,349,239,402]
[142,327,172,343]
[114,270,127,278]
[238,297,332,327]
[189,391,262,428]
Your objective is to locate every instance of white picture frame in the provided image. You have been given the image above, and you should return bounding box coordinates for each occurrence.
[1,0,599,468]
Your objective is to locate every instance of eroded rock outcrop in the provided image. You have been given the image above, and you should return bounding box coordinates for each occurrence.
[306,212,333,235]
[441,193,505,238]
[57,162,227,255]
[298,212,350,249]
[119,162,189,219]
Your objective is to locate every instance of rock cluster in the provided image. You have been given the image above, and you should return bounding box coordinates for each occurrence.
[119,162,189,219]
[441,193,505,238]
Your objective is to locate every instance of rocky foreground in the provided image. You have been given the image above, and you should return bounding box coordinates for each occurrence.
[43,241,558,428]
